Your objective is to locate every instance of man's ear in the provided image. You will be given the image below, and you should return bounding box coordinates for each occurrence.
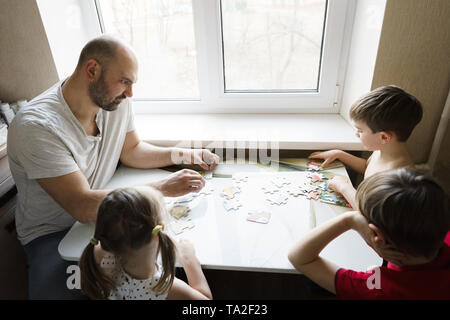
[368,224,386,244]
[379,130,393,144]
[84,59,101,82]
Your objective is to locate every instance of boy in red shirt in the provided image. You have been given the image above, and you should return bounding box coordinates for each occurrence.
[288,168,450,299]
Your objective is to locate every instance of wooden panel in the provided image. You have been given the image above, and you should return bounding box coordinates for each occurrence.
[0,0,59,102]
[371,0,450,163]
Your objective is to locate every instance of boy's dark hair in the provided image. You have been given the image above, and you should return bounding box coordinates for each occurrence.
[350,85,423,141]
[79,187,176,300]
[356,168,449,259]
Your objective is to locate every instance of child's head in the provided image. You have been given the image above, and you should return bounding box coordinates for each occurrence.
[350,85,422,149]
[79,186,176,299]
[356,168,449,260]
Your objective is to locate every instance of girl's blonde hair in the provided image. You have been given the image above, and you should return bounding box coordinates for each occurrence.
[79,186,176,299]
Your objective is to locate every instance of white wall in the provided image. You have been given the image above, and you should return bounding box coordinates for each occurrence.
[36,0,102,80]
[339,0,386,124]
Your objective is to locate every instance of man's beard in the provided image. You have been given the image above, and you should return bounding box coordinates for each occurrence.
[88,72,125,111]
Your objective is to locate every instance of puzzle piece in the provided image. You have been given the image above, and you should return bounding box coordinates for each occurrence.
[319,190,352,208]
[232,173,249,184]
[170,219,195,235]
[266,192,289,205]
[307,159,323,171]
[223,198,242,211]
[261,183,280,194]
[221,186,241,200]
[201,171,213,180]
[307,172,324,182]
[170,205,190,219]
[174,193,199,205]
[247,210,271,224]
[199,183,215,196]
[306,190,321,200]
[270,176,291,188]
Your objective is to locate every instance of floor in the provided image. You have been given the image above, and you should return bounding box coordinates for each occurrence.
[0,189,28,299]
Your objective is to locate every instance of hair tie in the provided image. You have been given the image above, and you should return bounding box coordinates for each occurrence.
[90,237,99,245]
[152,225,163,235]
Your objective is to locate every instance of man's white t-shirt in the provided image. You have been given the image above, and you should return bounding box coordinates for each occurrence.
[7,80,135,245]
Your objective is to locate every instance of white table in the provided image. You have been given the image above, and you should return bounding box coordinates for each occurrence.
[58,162,382,273]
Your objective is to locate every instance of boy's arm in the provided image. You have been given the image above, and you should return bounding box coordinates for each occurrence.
[328,177,358,209]
[288,211,356,294]
[309,150,367,174]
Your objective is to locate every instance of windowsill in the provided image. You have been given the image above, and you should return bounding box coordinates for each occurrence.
[134,113,364,151]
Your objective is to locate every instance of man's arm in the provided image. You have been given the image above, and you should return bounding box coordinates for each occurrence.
[119,131,219,171]
[37,171,111,223]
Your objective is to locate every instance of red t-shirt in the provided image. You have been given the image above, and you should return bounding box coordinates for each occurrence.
[335,232,450,299]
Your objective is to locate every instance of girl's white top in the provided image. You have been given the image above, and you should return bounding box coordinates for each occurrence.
[101,253,168,300]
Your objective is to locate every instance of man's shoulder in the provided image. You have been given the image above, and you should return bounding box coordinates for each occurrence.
[14,84,66,127]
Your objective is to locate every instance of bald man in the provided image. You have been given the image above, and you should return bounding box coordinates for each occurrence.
[7,36,219,299]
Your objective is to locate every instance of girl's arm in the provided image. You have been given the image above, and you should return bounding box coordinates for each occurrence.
[288,211,356,294]
[167,239,212,300]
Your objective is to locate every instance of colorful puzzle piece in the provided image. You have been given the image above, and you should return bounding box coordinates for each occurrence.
[170,205,190,219]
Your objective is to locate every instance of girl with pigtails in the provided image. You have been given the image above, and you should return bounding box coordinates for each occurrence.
[78,186,212,300]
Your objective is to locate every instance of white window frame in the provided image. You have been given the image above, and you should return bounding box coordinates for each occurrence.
[129,0,354,114]
[45,0,356,114]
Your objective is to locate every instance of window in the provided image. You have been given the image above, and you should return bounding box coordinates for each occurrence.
[41,0,354,113]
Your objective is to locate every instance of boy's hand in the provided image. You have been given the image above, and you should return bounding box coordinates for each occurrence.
[347,211,375,248]
[308,150,342,168]
[371,242,406,266]
[347,211,406,266]
[328,175,352,194]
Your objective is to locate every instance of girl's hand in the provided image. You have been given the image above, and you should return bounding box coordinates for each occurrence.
[308,150,342,168]
[175,239,198,265]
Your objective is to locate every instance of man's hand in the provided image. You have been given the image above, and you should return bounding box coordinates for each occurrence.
[189,149,220,171]
[153,169,205,197]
